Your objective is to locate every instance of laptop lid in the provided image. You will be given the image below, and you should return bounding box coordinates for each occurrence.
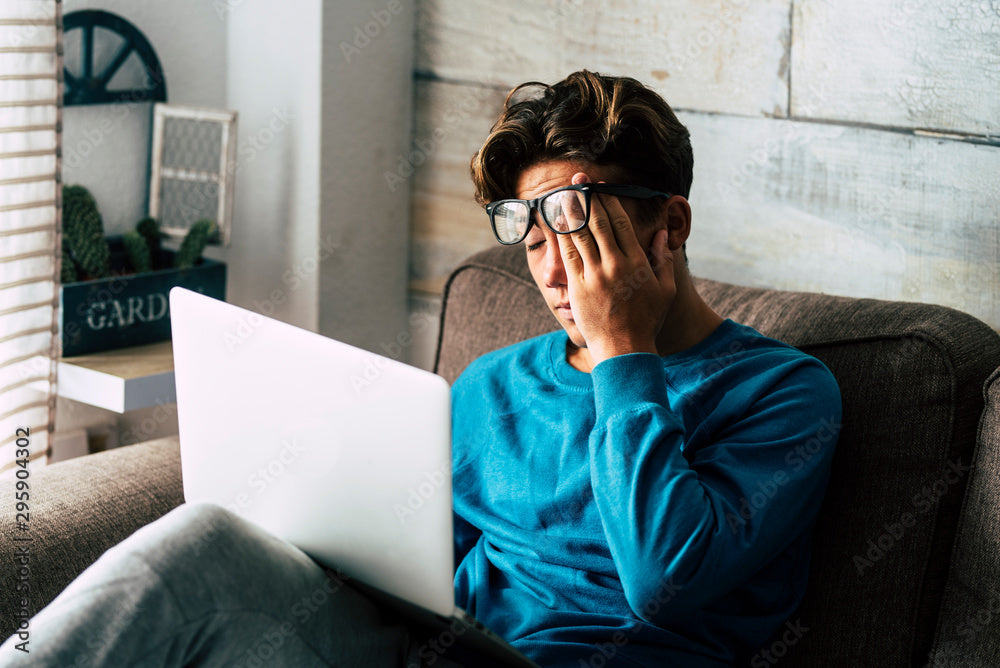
[169,287,455,618]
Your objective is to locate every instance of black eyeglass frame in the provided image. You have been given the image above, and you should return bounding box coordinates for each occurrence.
[485,183,673,245]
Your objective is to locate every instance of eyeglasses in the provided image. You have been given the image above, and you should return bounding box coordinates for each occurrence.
[485,183,672,245]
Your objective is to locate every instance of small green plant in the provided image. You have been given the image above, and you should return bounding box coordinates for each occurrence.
[62,185,111,280]
[122,230,153,273]
[60,185,216,279]
[136,217,162,257]
[60,191,217,280]
[60,244,78,283]
[121,217,215,272]
[175,219,217,269]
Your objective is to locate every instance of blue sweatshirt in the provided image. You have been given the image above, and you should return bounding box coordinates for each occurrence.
[451,320,841,667]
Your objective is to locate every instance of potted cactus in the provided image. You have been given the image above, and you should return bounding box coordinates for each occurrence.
[60,184,227,356]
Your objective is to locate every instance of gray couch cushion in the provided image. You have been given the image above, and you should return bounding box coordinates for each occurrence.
[0,435,182,638]
[930,367,1000,666]
[435,244,1000,666]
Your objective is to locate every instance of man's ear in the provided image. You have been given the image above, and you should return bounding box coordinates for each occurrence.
[663,196,692,251]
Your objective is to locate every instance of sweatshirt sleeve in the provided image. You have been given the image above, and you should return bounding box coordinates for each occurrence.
[588,351,840,624]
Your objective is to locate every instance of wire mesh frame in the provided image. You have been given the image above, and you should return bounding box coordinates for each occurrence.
[0,0,63,471]
[148,103,238,246]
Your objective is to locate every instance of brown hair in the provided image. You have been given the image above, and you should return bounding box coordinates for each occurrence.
[471,70,693,218]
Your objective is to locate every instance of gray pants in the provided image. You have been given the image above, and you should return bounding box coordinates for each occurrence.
[0,503,469,667]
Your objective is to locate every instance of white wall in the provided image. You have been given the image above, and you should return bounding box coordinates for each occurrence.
[317,0,414,354]
[61,0,227,234]
[224,0,322,331]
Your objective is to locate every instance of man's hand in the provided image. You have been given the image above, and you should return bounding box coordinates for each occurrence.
[555,173,677,367]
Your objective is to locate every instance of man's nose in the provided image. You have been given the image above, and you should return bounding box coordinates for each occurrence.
[541,234,567,288]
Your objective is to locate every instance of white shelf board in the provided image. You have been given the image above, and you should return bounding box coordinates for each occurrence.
[57,341,176,413]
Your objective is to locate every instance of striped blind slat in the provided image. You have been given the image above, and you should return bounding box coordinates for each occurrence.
[0,0,60,476]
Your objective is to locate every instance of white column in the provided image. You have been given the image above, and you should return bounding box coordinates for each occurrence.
[318,0,415,356]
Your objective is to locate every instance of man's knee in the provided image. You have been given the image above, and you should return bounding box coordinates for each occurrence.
[157,502,253,558]
[167,501,243,531]
[109,502,250,567]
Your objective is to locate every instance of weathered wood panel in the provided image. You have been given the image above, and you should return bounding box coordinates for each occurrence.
[417,0,791,118]
[792,0,1000,136]
[409,79,507,295]
[410,81,1000,330]
[684,112,1000,329]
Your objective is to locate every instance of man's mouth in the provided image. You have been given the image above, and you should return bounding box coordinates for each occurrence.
[554,303,574,320]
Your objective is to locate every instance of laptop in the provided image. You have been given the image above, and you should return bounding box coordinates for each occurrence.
[169,287,539,667]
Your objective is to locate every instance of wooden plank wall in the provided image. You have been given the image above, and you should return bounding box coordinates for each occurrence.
[407,0,1000,367]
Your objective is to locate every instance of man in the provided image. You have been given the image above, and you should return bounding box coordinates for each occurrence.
[450,70,839,665]
[1,70,839,667]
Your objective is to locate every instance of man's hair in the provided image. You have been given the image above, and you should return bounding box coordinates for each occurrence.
[471,70,693,220]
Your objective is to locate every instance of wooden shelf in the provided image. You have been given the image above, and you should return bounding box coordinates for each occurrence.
[58,341,176,413]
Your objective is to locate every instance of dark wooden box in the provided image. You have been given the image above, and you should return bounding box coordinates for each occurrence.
[60,237,227,356]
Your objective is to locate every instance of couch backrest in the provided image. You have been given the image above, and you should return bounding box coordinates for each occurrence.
[434,245,1000,666]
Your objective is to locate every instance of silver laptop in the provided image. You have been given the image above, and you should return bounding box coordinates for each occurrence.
[169,287,538,667]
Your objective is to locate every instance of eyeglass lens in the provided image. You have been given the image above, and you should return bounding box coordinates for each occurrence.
[492,201,530,243]
[541,189,588,233]
[492,188,592,243]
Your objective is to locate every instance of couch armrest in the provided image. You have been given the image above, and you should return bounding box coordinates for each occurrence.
[0,436,183,639]
[931,367,1000,666]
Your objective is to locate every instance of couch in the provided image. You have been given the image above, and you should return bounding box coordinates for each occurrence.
[3,244,999,666]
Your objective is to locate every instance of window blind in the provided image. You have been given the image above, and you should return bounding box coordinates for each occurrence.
[0,0,61,475]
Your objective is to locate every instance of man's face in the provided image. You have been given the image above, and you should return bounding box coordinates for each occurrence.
[515,159,662,350]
